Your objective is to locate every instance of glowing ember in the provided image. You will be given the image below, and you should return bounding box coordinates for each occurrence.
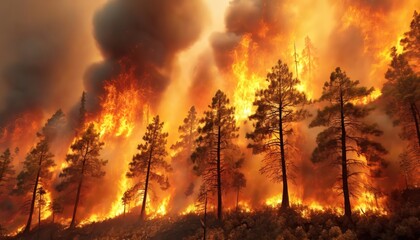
[265,194,283,208]
[238,201,252,213]
[181,203,198,215]
[149,196,171,219]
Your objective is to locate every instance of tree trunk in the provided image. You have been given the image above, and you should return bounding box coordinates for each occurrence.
[38,192,41,230]
[23,153,43,234]
[340,89,352,219]
[70,157,87,228]
[409,102,420,147]
[203,192,207,240]
[236,187,239,212]
[216,103,223,220]
[279,107,289,209]
[141,145,154,219]
[0,157,7,184]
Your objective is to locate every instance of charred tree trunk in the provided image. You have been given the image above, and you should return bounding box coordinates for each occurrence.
[203,191,207,240]
[236,187,239,212]
[38,191,41,230]
[216,104,223,220]
[279,105,289,209]
[70,159,86,229]
[23,153,44,234]
[141,145,154,219]
[70,144,90,229]
[339,88,352,219]
[409,102,420,147]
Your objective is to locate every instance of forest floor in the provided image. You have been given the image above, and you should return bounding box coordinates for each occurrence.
[4,188,420,240]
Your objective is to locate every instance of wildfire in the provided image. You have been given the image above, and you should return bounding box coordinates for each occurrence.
[181,203,198,215]
[353,156,388,215]
[108,176,130,218]
[232,34,266,121]
[94,66,142,138]
[265,194,283,208]
[238,201,252,213]
[355,192,387,215]
[5,225,25,237]
[351,89,382,105]
[148,196,170,219]
[80,214,99,226]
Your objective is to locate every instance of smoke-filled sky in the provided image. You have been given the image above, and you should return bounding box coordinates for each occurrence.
[0,0,418,128]
[0,0,418,230]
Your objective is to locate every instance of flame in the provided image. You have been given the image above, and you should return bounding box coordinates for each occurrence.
[232,34,266,121]
[238,201,252,213]
[265,194,283,208]
[148,196,170,219]
[353,156,388,215]
[181,203,198,215]
[93,66,141,138]
[79,214,99,226]
[5,225,25,237]
[107,176,130,217]
[351,89,382,105]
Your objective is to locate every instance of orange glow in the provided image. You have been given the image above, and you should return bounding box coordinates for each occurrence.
[231,34,266,121]
[351,89,382,105]
[93,66,141,138]
[181,203,198,215]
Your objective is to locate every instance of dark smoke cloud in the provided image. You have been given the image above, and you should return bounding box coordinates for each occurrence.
[210,0,293,77]
[188,52,218,110]
[87,0,208,111]
[0,1,99,128]
[210,32,241,72]
[225,0,262,34]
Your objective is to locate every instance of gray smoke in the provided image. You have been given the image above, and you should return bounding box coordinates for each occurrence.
[86,0,208,111]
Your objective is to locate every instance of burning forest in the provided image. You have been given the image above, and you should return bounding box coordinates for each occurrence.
[0,0,419,239]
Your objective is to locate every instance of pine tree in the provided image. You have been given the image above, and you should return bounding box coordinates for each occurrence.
[309,67,386,219]
[301,36,318,82]
[126,115,171,219]
[247,60,309,209]
[171,106,199,197]
[49,199,63,224]
[400,11,419,70]
[382,48,419,147]
[57,123,107,228]
[231,158,246,212]
[171,106,199,157]
[36,187,47,230]
[381,11,419,148]
[77,91,87,135]
[14,110,63,234]
[193,90,238,220]
[196,184,211,240]
[121,189,133,215]
[0,148,15,194]
[381,12,419,188]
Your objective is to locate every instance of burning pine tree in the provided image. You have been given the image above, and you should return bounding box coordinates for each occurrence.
[247,60,309,209]
[57,124,107,228]
[310,68,386,219]
[126,115,171,219]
